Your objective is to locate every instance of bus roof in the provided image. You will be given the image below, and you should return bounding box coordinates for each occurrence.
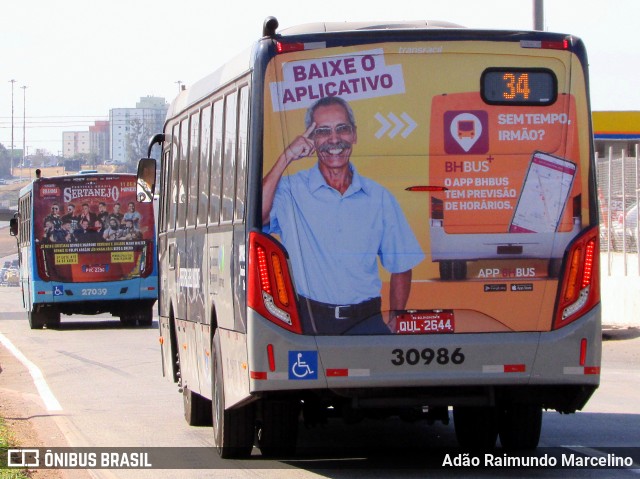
[164,17,580,123]
[18,172,136,198]
[166,19,466,121]
[278,20,465,34]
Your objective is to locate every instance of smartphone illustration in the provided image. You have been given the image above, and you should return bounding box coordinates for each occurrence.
[509,151,577,233]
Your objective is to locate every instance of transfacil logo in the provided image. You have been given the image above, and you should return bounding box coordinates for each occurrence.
[7,449,40,467]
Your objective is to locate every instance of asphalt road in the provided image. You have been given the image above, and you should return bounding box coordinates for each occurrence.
[0,254,639,478]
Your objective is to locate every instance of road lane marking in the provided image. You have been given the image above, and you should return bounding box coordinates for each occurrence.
[0,332,63,411]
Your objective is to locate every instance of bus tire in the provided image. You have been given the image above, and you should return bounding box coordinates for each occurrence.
[47,308,61,328]
[211,331,255,458]
[499,403,542,450]
[119,313,137,327]
[138,304,153,327]
[28,307,59,329]
[28,309,46,329]
[183,387,212,426]
[257,399,300,458]
[453,406,498,448]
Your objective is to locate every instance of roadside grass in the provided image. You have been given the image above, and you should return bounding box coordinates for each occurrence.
[0,416,30,479]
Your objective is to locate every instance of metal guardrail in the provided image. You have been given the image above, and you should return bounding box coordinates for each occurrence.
[597,145,640,275]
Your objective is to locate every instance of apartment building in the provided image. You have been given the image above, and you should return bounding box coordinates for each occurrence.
[110,96,168,164]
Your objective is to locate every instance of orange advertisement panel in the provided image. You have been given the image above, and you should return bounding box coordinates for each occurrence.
[262,41,591,335]
[429,92,580,234]
[34,174,155,283]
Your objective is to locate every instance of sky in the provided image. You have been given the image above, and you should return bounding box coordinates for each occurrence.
[2,0,639,155]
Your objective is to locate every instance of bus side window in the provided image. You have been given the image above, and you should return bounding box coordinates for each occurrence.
[235,85,249,222]
[221,91,238,224]
[209,100,223,225]
[168,123,180,230]
[177,117,189,229]
[159,149,171,233]
[187,111,200,227]
[198,105,212,226]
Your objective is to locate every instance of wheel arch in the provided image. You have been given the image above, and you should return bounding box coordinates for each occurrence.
[168,304,180,383]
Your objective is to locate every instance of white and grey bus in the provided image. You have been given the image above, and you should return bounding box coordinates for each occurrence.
[138,17,601,458]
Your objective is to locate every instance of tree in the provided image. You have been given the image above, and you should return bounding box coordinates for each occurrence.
[0,143,12,177]
[124,118,154,173]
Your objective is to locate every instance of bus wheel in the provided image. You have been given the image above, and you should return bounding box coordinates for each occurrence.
[47,308,61,328]
[453,406,499,448]
[138,305,153,327]
[28,309,46,329]
[211,331,255,458]
[257,399,300,458]
[499,403,542,450]
[119,313,137,327]
[183,387,212,426]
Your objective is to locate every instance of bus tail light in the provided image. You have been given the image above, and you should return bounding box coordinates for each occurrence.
[248,231,301,334]
[520,38,570,50]
[37,249,50,281]
[275,41,325,54]
[553,226,600,329]
[580,338,587,366]
[276,41,305,53]
[140,241,154,278]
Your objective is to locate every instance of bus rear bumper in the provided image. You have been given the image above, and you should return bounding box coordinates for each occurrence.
[247,304,601,413]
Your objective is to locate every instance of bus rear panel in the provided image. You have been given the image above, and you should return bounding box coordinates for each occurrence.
[252,28,599,448]
[17,173,157,328]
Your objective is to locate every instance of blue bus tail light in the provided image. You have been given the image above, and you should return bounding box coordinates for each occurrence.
[248,232,302,334]
[37,249,50,281]
[139,241,155,278]
[554,226,600,329]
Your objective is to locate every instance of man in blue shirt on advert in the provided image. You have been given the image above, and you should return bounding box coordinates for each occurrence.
[263,96,424,335]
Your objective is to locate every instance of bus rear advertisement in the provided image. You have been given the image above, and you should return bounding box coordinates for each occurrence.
[11,173,157,328]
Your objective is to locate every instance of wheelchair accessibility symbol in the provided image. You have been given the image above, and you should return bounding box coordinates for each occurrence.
[288,351,318,380]
[53,285,64,296]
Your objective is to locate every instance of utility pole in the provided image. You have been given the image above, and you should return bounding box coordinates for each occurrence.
[9,79,16,177]
[533,0,544,31]
[9,79,16,150]
[22,85,27,173]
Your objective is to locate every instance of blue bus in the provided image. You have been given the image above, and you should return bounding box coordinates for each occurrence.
[10,172,157,328]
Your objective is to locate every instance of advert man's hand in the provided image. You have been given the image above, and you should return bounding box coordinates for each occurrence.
[283,122,316,164]
[262,122,317,225]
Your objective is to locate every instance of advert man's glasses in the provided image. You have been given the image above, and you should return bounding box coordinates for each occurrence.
[312,123,354,139]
